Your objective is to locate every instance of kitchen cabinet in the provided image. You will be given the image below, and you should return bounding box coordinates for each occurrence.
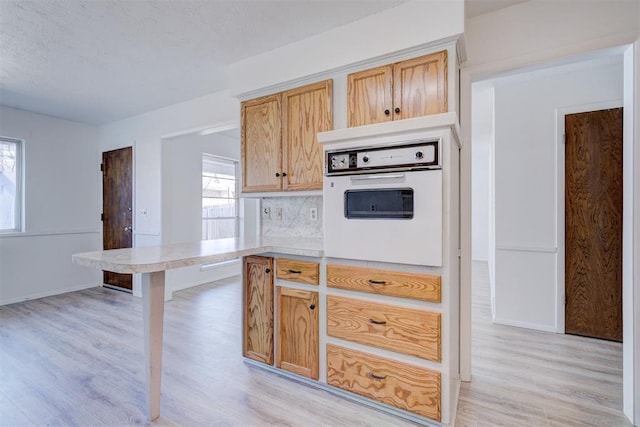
[327,344,441,421]
[327,295,441,362]
[276,258,319,286]
[276,287,319,379]
[243,256,274,365]
[326,264,441,302]
[347,50,447,127]
[241,79,332,192]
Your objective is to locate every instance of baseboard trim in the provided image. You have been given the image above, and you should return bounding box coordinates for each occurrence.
[493,317,557,333]
[0,282,98,306]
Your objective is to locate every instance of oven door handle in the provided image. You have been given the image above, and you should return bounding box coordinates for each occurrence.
[349,173,405,182]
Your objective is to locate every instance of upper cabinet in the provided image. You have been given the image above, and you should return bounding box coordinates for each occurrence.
[241,79,333,193]
[347,50,447,127]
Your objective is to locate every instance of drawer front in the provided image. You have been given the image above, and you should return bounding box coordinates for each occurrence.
[276,258,319,285]
[327,344,441,421]
[327,295,440,361]
[326,264,440,302]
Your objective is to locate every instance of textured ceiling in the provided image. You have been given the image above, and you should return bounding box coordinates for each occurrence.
[0,0,528,126]
[0,0,406,125]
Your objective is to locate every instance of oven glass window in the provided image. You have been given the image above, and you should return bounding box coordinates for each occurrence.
[344,189,414,219]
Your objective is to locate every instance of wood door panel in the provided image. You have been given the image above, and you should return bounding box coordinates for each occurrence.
[241,94,282,192]
[276,287,319,379]
[282,80,332,191]
[326,344,441,421]
[347,65,393,127]
[243,256,274,364]
[565,108,623,342]
[102,147,132,290]
[393,50,447,120]
[327,295,441,361]
[326,264,441,302]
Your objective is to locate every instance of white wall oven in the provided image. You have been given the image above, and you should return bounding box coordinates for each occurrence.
[323,140,442,266]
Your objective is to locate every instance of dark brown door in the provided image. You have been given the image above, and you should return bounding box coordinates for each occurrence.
[102,147,133,291]
[565,108,623,342]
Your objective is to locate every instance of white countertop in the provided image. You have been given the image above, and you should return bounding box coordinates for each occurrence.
[72,236,323,274]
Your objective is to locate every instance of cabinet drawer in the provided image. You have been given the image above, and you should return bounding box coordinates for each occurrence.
[276,259,319,285]
[327,344,441,421]
[327,264,440,302]
[327,295,440,361]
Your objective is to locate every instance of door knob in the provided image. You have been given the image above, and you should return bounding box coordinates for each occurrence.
[124,226,132,232]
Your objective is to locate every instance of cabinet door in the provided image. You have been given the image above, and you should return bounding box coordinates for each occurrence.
[282,80,333,191]
[276,287,319,379]
[347,65,393,127]
[393,50,447,120]
[241,94,282,192]
[243,256,274,365]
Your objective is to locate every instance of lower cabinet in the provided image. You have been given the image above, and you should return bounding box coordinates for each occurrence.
[276,287,319,379]
[243,256,274,365]
[326,344,441,421]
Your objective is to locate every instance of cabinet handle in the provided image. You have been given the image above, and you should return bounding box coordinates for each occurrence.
[384,109,390,116]
[265,268,271,274]
[287,269,302,274]
[309,304,316,310]
[368,318,387,325]
[394,107,400,114]
[282,172,287,177]
[275,172,280,177]
[368,372,387,380]
[368,279,386,285]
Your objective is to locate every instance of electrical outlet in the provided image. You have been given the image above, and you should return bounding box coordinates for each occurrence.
[310,208,318,221]
[262,207,271,220]
[274,207,282,221]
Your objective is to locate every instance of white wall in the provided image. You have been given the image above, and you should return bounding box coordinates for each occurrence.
[161,131,242,297]
[491,59,623,331]
[228,1,464,97]
[98,90,240,296]
[471,84,493,262]
[0,106,101,305]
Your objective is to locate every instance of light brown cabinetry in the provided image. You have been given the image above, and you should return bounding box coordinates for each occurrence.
[276,258,319,285]
[243,256,274,365]
[327,344,441,421]
[327,295,441,362]
[326,264,441,302]
[241,80,332,192]
[276,287,319,379]
[347,50,447,127]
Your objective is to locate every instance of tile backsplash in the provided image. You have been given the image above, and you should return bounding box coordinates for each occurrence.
[261,196,322,238]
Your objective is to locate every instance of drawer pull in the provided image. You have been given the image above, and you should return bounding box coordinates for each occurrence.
[367,372,387,380]
[287,269,302,274]
[368,279,387,285]
[368,318,387,325]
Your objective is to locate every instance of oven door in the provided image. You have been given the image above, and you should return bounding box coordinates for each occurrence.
[323,170,442,266]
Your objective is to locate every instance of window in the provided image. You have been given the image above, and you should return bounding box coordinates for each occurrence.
[202,154,238,240]
[0,137,23,233]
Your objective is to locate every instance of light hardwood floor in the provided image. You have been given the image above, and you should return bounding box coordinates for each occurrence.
[0,262,631,426]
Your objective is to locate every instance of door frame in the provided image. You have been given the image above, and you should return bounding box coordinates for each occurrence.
[460,41,638,423]
[555,100,623,334]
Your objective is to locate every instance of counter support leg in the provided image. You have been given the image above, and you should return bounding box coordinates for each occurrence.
[142,271,165,421]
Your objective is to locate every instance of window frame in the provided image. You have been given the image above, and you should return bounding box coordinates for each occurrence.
[201,154,239,240]
[0,136,24,234]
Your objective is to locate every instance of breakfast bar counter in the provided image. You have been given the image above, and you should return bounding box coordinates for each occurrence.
[72,236,323,420]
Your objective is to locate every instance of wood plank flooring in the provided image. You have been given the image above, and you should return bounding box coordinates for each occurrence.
[0,262,631,426]
[456,262,631,427]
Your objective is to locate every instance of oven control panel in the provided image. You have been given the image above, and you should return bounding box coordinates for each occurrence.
[326,140,440,175]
